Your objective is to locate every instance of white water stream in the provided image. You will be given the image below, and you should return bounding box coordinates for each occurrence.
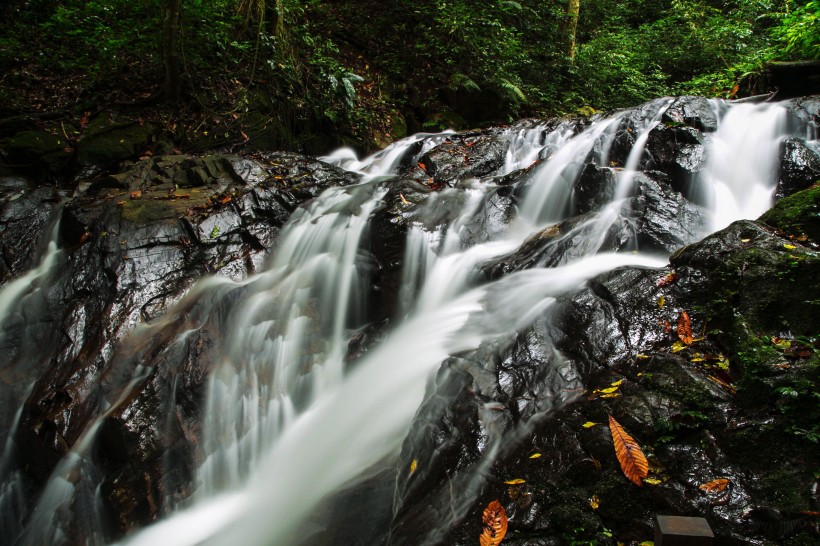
[0,97,804,546]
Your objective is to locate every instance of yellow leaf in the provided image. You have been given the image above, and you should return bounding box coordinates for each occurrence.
[582,422,599,428]
[600,392,621,398]
[671,341,687,353]
[690,353,705,363]
[657,295,665,309]
[504,478,526,485]
[610,379,624,387]
[636,353,650,360]
[783,244,796,250]
[699,478,730,492]
[409,459,418,475]
[740,238,751,243]
[643,477,663,485]
[480,500,508,546]
[529,453,542,459]
[590,495,600,510]
[639,542,655,546]
[771,337,791,350]
[609,415,649,486]
[596,386,620,395]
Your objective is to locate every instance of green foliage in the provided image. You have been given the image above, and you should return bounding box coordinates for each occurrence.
[773,0,820,59]
[0,0,812,146]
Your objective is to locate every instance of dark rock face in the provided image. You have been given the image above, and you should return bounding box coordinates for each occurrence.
[777,137,820,198]
[0,152,361,541]
[644,124,706,195]
[0,179,60,284]
[662,96,719,133]
[394,220,819,546]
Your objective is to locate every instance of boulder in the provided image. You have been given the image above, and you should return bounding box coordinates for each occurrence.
[644,124,707,194]
[776,137,820,198]
[662,96,719,133]
[76,117,155,168]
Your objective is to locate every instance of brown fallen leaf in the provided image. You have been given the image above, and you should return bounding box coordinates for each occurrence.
[609,415,649,486]
[480,500,508,546]
[130,190,142,200]
[677,310,694,345]
[699,478,730,492]
[657,272,679,287]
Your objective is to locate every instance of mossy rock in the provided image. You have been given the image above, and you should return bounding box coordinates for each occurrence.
[76,118,155,168]
[671,220,820,336]
[759,184,820,242]
[1,130,71,174]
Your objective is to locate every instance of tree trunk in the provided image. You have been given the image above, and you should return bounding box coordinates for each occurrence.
[564,0,580,62]
[162,0,182,105]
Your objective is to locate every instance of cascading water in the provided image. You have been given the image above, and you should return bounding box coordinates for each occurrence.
[0,96,812,546]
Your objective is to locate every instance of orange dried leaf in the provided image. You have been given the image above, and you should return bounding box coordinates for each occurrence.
[677,311,694,345]
[130,190,142,200]
[418,162,427,172]
[699,478,730,493]
[657,272,679,287]
[609,415,649,487]
[480,500,508,546]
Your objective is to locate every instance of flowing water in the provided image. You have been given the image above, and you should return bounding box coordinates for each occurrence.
[0,97,806,546]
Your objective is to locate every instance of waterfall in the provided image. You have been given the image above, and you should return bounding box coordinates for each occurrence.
[0,97,811,546]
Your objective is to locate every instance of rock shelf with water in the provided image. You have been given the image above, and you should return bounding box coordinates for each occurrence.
[1,96,819,546]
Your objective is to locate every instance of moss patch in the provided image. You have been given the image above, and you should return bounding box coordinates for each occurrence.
[760,184,820,242]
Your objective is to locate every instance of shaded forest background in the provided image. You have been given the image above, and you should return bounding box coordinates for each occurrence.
[0,0,818,153]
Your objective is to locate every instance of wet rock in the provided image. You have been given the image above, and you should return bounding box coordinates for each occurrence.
[776,137,820,198]
[662,96,719,133]
[401,214,819,545]
[3,151,362,543]
[644,124,706,195]
[412,130,507,186]
[633,173,707,252]
[573,163,617,214]
[0,180,59,285]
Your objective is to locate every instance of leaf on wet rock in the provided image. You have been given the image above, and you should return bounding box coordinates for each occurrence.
[503,478,526,485]
[771,337,792,351]
[677,311,694,345]
[643,477,663,485]
[582,421,599,429]
[699,478,730,492]
[657,295,665,309]
[609,415,649,486]
[708,375,737,394]
[590,495,600,510]
[409,459,418,475]
[480,500,508,546]
[656,272,679,287]
[671,341,687,353]
[528,453,541,459]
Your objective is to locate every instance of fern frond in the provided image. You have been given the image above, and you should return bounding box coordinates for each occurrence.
[498,78,527,103]
[450,73,481,93]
